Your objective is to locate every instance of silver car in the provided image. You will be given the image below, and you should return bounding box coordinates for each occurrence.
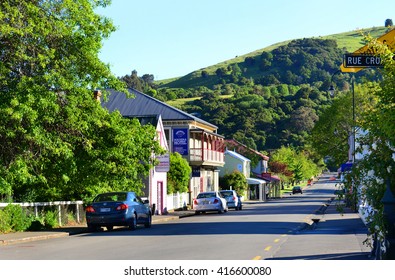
[193,191,228,214]
[220,190,242,210]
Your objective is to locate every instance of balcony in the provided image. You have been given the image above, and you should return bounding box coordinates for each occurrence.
[189,129,225,167]
[189,148,224,166]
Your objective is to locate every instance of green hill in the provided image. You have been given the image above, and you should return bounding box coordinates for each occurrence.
[142,26,388,152]
[157,26,387,89]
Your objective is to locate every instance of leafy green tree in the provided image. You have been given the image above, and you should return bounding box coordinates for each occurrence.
[221,171,247,195]
[347,36,395,254]
[0,0,162,201]
[167,152,192,194]
[270,146,319,184]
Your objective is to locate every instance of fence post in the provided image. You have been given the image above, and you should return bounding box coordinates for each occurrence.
[76,202,80,223]
[58,204,62,226]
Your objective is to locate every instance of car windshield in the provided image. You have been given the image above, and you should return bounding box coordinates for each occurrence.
[220,191,233,197]
[197,193,216,199]
[94,193,127,202]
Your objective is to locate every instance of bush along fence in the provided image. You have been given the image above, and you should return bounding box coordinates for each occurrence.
[0,201,85,234]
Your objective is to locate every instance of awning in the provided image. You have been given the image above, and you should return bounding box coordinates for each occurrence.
[247,178,268,185]
[257,173,281,182]
[340,162,353,172]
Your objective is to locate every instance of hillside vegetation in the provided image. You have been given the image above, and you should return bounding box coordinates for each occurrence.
[157,27,386,89]
[122,27,387,154]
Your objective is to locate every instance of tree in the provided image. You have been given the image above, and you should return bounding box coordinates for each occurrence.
[385,18,393,27]
[221,171,247,194]
[0,0,162,201]
[270,146,320,184]
[121,70,144,91]
[348,36,395,257]
[167,153,191,194]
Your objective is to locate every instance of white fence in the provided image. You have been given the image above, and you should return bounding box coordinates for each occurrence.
[0,201,85,227]
[166,192,189,211]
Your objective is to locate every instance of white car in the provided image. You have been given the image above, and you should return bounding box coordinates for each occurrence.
[193,191,228,214]
[219,190,242,210]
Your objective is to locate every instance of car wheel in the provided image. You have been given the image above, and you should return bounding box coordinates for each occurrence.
[106,226,114,231]
[144,214,152,228]
[218,204,224,214]
[195,211,201,215]
[128,213,137,230]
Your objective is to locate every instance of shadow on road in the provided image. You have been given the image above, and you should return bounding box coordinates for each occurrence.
[267,252,370,260]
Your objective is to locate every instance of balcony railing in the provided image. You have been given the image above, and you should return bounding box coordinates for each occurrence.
[189,148,224,166]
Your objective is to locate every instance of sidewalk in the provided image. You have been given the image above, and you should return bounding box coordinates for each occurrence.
[0,210,195,246]
[269,198,371,260]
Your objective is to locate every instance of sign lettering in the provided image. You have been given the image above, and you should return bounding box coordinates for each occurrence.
[343,54,382,68]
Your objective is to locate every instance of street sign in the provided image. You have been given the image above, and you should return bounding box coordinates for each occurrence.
[340,28,395,72]
[343,54,382,68]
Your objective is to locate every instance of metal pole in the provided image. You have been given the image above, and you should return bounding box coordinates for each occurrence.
[351,75,355,163]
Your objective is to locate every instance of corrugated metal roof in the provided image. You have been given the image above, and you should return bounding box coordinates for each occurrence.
[102,89,217,129]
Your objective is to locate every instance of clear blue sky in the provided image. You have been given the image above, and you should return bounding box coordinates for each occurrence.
[97,0,395,80]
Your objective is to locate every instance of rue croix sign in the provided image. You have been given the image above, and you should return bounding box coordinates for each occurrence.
[343,54,382,68]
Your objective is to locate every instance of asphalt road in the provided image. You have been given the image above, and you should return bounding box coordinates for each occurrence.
[0,177,343,260]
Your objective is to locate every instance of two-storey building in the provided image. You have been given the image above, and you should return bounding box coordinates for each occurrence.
[102,89,225,206]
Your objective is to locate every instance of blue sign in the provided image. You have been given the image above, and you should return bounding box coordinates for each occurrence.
[341,162,353,172]
[173,128,188,155]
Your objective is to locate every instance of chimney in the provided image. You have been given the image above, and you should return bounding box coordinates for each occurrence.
[93,90,102,102]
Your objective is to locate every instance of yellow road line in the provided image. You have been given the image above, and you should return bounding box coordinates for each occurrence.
[274,239,280,243]
[264,246,272,251]
[252,256,262,260]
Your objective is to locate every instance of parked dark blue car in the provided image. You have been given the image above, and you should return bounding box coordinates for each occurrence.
[85,192,152,232]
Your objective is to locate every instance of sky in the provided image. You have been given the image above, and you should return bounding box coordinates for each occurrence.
[97,0,395,80]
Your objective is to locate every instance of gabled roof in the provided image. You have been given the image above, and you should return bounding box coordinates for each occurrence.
[225,150,251,162]
[102,89,217,129]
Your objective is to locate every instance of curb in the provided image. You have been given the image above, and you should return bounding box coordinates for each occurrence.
[297,197,334,232]
[1,232,69,246]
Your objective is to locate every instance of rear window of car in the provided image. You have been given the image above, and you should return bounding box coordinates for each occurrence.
[220,191,233,197]
[94,193,127,202]
[197,193,215,199]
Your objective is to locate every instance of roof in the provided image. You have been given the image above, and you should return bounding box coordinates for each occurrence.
[225,150,251,162]
[225,139,269,160]
[247,178,268,185]
[102,89,217,129]
[130,115,160,127]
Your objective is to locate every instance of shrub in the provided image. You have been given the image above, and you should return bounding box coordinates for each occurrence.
[43,210,59,229]
[0,209,12,233]
[2,204,31,232]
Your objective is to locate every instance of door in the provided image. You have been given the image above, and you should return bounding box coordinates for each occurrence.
[157,181,163,215]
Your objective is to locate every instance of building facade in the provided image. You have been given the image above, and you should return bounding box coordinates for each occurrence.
[102,89,225,206]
